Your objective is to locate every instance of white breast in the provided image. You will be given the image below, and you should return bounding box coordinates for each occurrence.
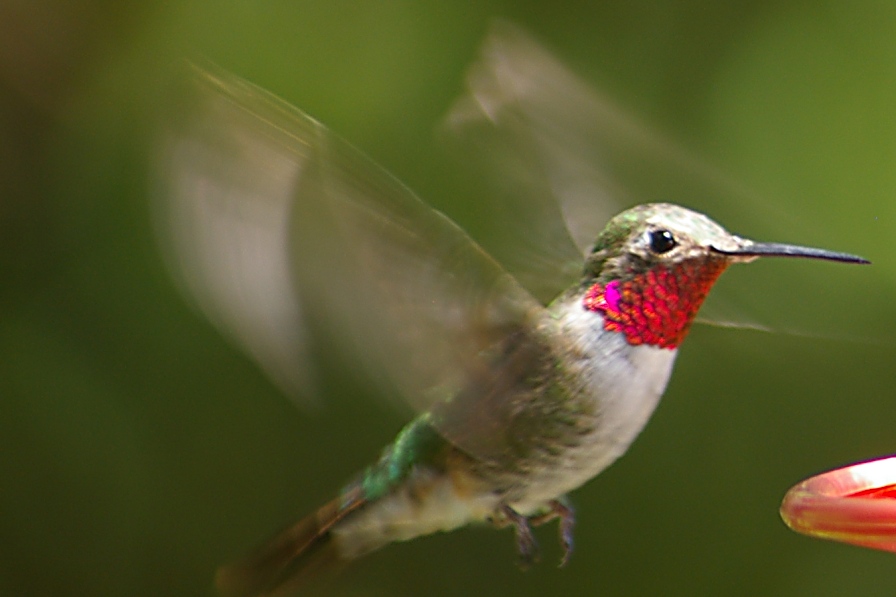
[513,301,678,512]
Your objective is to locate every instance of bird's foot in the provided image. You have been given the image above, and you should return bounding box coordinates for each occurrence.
[529,499,575,567]
[495,499,575,569]
[496,504,541,569]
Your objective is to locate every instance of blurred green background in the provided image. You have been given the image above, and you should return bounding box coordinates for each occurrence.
[2,1,896,596]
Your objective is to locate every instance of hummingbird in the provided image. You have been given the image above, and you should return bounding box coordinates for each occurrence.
[207,200,866,597]
[154,27,870,597]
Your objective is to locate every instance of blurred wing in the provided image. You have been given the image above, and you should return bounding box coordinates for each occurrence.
[443,21,775,330]
[153,63,543,437]
[154,63,317,402]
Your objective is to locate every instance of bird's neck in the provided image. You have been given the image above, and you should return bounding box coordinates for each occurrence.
[582,259,728,349]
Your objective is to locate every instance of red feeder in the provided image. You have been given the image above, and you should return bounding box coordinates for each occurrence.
[781,456,896,553]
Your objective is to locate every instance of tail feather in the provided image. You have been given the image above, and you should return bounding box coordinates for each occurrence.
[215,488,366,597]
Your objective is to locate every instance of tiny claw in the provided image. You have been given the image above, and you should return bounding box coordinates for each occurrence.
[529,499,575,567]
[497,499,576,568]
[499,505,541,568]
[553,501,575,567]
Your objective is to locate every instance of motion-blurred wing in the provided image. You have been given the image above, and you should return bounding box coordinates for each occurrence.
[154,63,543,438]
[444,22,772,329]
[155,63,317,402]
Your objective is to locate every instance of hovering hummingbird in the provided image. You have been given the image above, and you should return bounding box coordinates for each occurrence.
[154,25,869,597]
[211,203,866,597]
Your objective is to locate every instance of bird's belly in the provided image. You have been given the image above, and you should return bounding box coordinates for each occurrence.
[512,317,677,513]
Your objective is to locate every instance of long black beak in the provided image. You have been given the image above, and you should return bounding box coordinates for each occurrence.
[711,242,870,264]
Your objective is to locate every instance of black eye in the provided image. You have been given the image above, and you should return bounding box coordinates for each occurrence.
[649,229,677,254]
